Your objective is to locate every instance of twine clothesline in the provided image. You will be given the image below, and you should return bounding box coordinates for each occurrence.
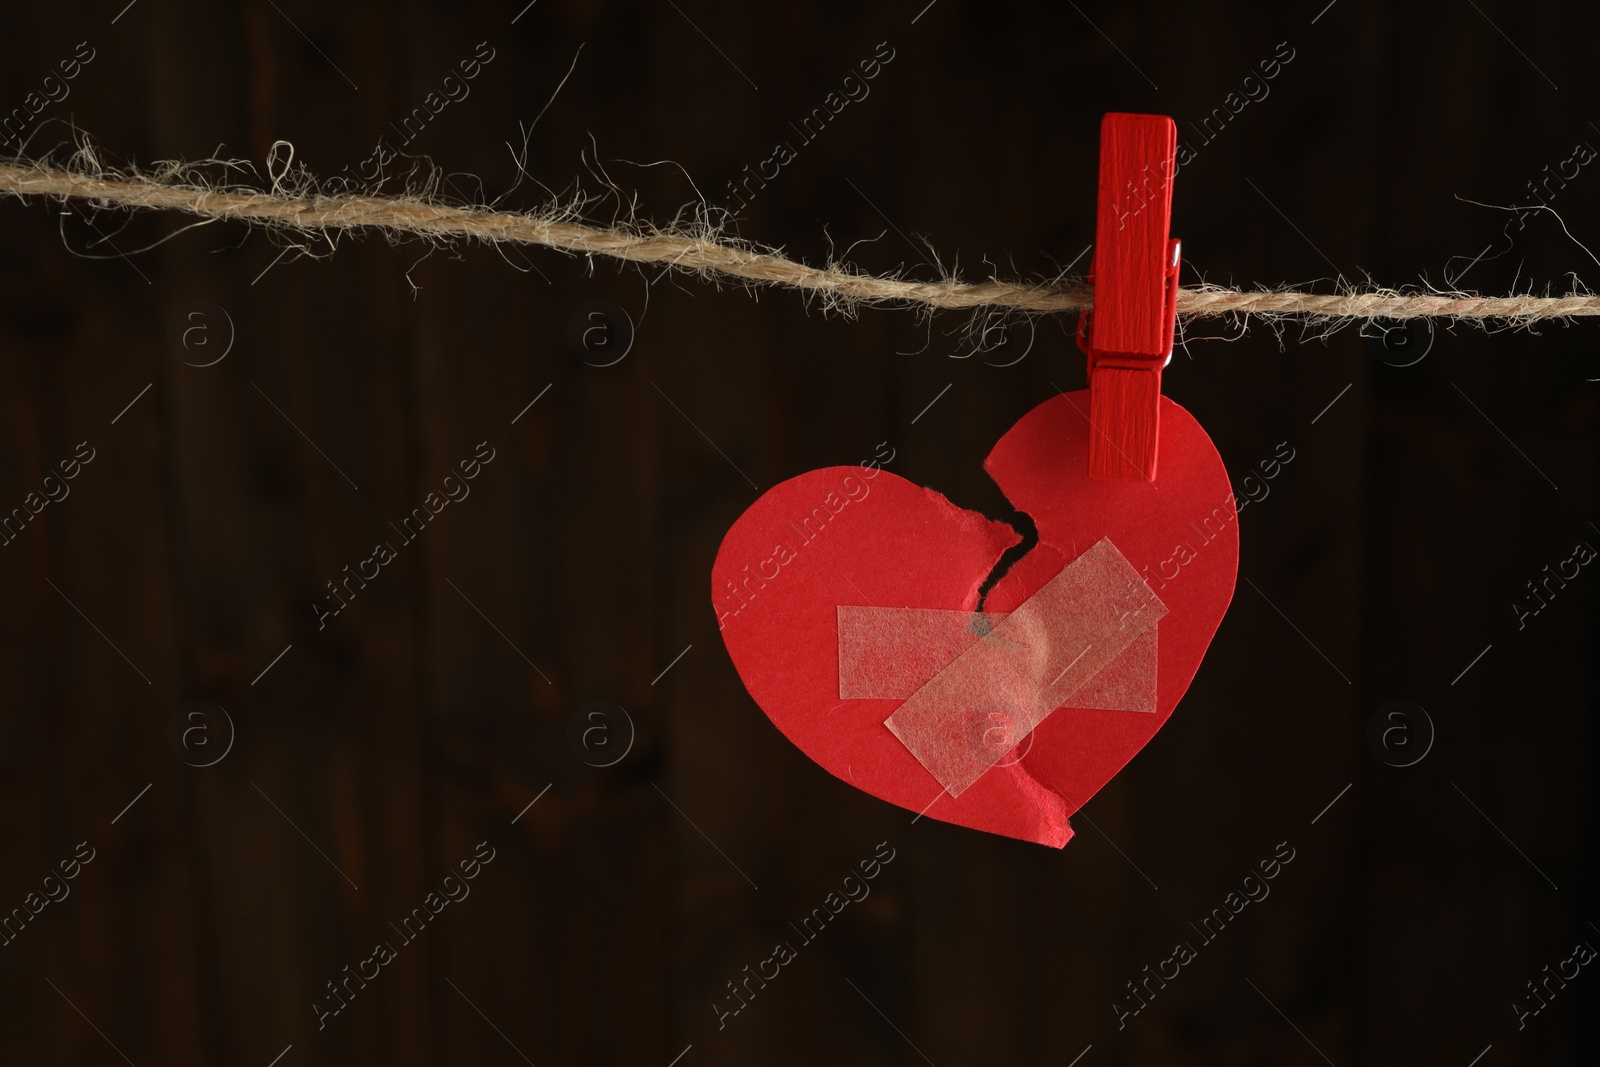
[3,160,1599,323]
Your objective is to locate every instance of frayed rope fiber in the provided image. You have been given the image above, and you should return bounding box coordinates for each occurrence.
[4,160,1599,322]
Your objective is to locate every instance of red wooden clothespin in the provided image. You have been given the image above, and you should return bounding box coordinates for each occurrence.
[1077,113,1181,482]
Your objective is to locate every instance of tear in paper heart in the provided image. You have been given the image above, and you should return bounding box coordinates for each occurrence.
[712,390,1238,847]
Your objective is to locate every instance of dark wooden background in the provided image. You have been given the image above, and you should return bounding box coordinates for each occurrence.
[1,1,1596,1064]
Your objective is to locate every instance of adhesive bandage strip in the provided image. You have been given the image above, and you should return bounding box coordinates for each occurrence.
[839,537,1166,797]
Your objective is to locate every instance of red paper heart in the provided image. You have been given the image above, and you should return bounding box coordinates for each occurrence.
[712,390,1238,847]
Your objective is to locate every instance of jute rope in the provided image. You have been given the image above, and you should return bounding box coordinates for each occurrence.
[3,160,1597,322]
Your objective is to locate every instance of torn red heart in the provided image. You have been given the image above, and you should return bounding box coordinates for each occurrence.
[712,390,1238,847]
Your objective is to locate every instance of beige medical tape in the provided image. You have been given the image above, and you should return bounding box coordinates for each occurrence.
[838,537,1167,797]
